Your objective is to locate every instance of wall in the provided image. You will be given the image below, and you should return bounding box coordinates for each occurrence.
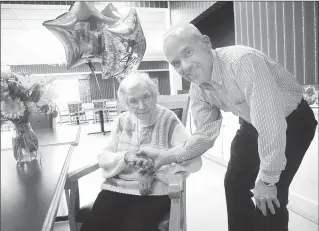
[234,1,318,85]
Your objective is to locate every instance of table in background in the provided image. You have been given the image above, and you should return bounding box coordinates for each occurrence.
[83,108,109,135]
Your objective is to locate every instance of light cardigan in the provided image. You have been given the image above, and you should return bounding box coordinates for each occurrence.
[97,104,202,196]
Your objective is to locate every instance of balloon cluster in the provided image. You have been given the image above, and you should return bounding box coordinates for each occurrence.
[43,2,146,81]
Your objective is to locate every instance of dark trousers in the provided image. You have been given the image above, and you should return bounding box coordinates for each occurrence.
[80,190,170,231]
[224,99,318,231]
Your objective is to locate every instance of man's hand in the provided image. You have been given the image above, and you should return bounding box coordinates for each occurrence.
[139,173,155,195]
[253,179,281,216]
[124,151,153,170]
[136,146,175,170]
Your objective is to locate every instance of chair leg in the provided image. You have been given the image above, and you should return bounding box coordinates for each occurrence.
[68,181,80,231]
[182,181,187,231]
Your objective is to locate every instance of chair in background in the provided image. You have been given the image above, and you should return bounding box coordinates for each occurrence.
[91,100,104,123]
[67,102,86,125]
[103,99,117,122]
[64,94,190,231]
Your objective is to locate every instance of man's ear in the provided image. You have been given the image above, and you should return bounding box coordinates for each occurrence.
[202,35,212,49]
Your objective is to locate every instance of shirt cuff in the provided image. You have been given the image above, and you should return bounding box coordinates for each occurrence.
[167,144,187,163]
[257,170,282,185]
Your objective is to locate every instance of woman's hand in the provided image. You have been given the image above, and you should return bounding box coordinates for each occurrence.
[136,146,176,170]
[124,151,154,171]
[139,173,156,195]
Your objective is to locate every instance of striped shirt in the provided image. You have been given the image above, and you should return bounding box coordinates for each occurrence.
[169,45,303,184]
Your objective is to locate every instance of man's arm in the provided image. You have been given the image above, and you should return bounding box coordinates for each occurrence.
[168,85,223,163]
[236,53,287,185]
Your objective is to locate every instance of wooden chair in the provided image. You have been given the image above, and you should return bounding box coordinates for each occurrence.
[103,99,118,122]
[67,102,86,125]
[91,100,104,123]
[64,94,190,231]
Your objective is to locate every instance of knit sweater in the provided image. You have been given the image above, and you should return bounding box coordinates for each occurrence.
[98,104,202,196]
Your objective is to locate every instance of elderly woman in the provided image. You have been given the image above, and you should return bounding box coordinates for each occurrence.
[80,72,201,231]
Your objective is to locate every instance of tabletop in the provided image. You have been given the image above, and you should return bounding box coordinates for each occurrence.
[1,125,81,150]
[1,144,74,231]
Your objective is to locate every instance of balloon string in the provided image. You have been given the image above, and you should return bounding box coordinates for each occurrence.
[87,62,103,99]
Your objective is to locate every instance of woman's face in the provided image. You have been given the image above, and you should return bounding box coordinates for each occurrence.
[126,84,156,121]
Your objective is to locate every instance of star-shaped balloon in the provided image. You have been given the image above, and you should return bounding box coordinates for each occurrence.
[43,2,146,81]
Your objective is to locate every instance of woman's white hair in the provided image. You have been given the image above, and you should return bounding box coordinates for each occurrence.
[117,71,159,109]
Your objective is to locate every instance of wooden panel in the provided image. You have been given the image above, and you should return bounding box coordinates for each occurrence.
[284,2,294,74]
[170,1,215,25]
[234,1,319,85]
[253,2,262,51]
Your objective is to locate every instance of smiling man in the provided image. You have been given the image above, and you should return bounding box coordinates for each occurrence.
[137,23,318,231]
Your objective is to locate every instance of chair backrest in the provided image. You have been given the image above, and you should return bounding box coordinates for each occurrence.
[67,102,82,113]
[92,100,104,109]
[157,94,190,126]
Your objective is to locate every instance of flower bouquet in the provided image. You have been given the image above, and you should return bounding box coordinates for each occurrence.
[1,65,58,164]
[303,85,319,107]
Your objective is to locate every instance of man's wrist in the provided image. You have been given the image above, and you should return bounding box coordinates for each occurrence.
[260,180,275,187]
[258,170,281,185]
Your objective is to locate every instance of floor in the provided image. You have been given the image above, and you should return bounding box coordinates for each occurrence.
[54,121,318,231]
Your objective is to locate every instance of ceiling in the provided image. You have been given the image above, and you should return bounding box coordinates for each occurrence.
[1,2,169,65]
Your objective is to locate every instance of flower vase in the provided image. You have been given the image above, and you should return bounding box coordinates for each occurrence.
[12,122,39,164]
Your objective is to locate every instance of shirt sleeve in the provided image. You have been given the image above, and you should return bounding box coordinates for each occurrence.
[97,117,127,178]
[156,121,202,184]
[236,53,287,184]
[168,84,223,163]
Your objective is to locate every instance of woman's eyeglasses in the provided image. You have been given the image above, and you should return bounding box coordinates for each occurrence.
[127,94,153,108]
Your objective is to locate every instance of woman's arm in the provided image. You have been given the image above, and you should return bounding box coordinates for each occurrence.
[97,117,128,178]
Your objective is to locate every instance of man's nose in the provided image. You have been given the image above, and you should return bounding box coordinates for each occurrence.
[181,60,193,74]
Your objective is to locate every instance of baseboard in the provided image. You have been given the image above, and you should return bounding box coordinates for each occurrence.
[205,154,318,224]
[203,153,228,167]
[288,192,318,224]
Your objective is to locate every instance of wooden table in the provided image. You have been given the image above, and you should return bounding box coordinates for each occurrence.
[1,125,81,150]
[1,145,74,231]
[0,126,81,231]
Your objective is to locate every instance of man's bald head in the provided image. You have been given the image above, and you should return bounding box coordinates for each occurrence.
[162,23,214,86]
[164,23,202,40]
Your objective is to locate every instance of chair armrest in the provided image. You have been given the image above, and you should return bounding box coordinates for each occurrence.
[167,171,188,199]
[65,163,100,190]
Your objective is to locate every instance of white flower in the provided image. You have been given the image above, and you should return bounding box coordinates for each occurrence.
[1,65,12,80]
[1,98,26,120]
[1,80,8,91]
